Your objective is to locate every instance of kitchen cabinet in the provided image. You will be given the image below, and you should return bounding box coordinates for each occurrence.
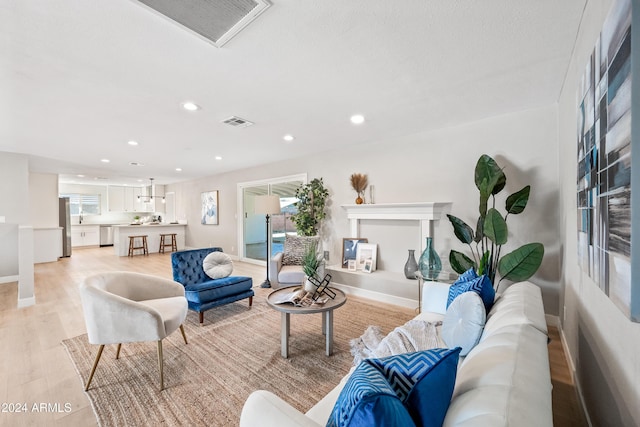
[71,225,100,247]
[108,186,153,212]
[154,185,165,213]
[108,186,125,212]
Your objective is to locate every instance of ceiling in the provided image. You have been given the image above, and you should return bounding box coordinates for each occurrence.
[0,0,586,186]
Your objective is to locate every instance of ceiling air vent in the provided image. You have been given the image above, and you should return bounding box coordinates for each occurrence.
[133,0,271,48]
[222,116,254,128]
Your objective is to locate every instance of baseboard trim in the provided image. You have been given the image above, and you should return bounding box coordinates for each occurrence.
[545,314,559,328]
[558,324,593,427]
[329,282,417,310]
[17,296,36,308]
[0,275,19,284]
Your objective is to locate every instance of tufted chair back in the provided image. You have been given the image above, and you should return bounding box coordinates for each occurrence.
[171,247,223,286]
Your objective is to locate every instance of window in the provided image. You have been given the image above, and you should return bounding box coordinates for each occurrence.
[60,193,101,216]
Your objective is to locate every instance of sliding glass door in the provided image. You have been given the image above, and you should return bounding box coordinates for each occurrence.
[238,174,305,263]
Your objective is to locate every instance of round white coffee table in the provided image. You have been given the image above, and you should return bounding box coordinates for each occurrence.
[267,286,346,358]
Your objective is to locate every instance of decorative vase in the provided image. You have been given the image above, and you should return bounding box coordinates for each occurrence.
[304,277,316,292]
[404,249,418,279]
[419,237,442,281]
[355,193,364,204]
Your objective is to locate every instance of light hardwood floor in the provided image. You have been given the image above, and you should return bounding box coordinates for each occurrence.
[0,247,586,426]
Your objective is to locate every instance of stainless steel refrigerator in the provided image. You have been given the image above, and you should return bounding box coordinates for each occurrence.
[59,197,72,257]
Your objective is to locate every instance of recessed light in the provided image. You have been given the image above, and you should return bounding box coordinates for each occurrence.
[283,134,294,142]
[128,140,138,146]
[77,174,85,178]
[101,159,110,163]
[182,102,200,111]
[215,156,222,160]
[350,114,365,125]
[176,168,182,172]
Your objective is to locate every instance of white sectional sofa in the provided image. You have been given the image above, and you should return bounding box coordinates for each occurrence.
[240,281,553,427]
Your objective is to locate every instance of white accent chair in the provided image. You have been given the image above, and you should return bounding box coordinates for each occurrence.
[79,271,188,391]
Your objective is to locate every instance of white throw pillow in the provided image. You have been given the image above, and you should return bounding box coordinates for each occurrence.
[441,291,486,356]
[202,251,233,279]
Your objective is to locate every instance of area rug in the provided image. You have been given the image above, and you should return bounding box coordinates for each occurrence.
[63,288,414,426]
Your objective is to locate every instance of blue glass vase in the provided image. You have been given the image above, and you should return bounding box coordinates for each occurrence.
[419,237,441,280]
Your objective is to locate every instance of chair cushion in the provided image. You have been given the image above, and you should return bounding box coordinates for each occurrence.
[447,273,495,313]
[203,251,233,279]
[140,296,188,338]
[441,292,486,356]
[282,235,319,266]
[278,265,305,285]
[328,348,461,427]
[184,276,253,305]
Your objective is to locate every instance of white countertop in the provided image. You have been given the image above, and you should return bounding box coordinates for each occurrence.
[112,223,186,227]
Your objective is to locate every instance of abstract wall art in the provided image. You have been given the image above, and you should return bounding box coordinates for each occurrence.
[577,0,638,321]
[201,191,219,225]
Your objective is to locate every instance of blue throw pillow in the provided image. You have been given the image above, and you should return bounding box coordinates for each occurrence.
[327,348,461,427]
[368,348,461,427]
[447,273,495,313]
[326,362,416,427]
[456,267,478,283]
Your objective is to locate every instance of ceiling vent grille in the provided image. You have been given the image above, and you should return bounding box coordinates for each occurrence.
[134,0,271,48]
[222,116,254,128]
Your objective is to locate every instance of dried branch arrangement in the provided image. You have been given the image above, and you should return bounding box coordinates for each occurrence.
[350,173,368,194]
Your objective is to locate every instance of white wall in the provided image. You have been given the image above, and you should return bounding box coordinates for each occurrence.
[29,173,59,228]
[168,104,561,314]
[0,153,29,278]
[0,152,29,225]
[558,0,640,425]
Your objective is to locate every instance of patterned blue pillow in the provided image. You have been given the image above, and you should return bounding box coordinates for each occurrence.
[447,274,495,313]
[326,362,416,427]
[456,267,478,283]
[368,348,461,427]
[327,348,461,427]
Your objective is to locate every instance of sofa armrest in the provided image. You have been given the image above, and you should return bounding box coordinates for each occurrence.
[421,281,452,315]
[240,390,322,427]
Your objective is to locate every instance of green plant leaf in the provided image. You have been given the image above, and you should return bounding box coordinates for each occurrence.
[447,214,474,244]
[449,250,476,274]
[506,185,530,215]
[484,208,508,245]
[498,243,544,282]
[475,154,506,196]
[478,250,490,276]
[474,215,484,242]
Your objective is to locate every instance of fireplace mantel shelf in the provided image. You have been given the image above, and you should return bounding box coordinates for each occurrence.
[341,202,452,254]
[341,202,451,221]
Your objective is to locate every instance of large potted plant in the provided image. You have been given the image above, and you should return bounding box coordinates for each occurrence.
[447,154,544,289]
[291,178,329,236]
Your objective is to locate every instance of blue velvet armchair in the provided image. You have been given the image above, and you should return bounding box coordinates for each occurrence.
[171,247,254,324]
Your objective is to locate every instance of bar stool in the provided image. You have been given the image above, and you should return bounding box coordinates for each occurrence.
[128,235,148,257]
[159,233,178,254]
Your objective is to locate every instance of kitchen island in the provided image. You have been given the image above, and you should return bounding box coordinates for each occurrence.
[112,224,186,256]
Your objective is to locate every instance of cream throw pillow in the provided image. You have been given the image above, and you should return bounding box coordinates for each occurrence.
[202,251,233,279]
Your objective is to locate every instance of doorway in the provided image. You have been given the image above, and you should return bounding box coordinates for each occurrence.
[238,174,305,263]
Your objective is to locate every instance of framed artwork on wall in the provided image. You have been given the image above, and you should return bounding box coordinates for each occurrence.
[342,238,368,268]
[201,191,219,225]
[576,0,638,321]
[356,243,377,271]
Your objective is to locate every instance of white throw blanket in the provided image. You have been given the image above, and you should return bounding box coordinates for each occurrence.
[350,319,441,365]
